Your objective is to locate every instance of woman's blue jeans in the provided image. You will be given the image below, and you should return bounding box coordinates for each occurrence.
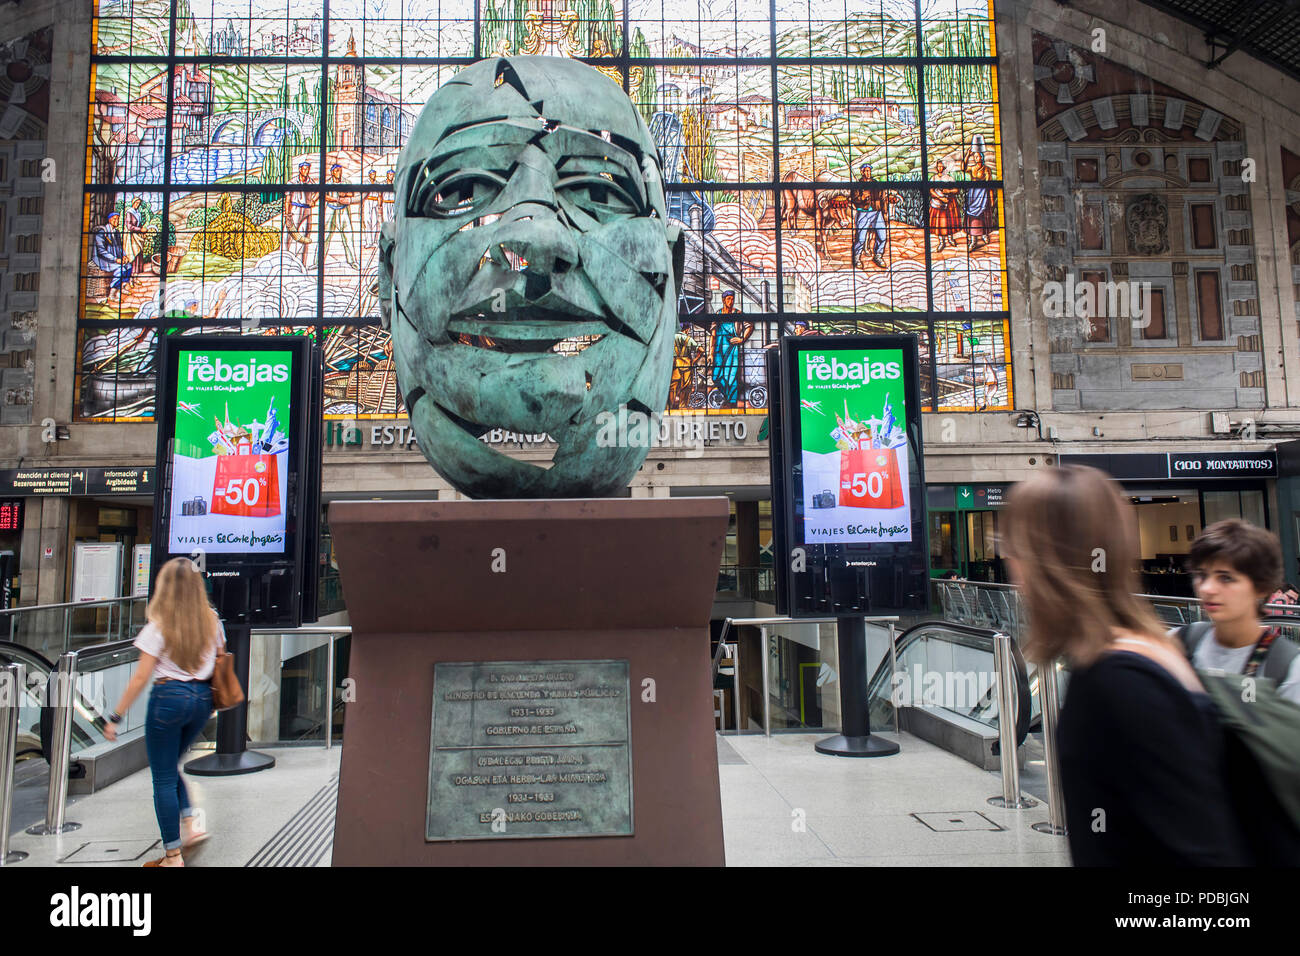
[144,680,213,850]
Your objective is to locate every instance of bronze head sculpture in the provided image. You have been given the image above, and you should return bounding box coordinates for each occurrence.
[379,56,684,498]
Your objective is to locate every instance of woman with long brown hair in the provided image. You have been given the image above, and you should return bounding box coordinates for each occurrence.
[104,557,226,867]
[1001,466,1247,865]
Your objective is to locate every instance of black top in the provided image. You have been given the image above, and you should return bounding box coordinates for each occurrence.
[1056,651,1249,866]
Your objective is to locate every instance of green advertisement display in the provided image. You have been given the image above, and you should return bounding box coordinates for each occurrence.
[167,349,293,554]
[796,347,912,544]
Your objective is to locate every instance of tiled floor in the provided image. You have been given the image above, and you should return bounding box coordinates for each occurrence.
[718,732,1070,866]
[4,732,1071,867]
[5,745,340,868]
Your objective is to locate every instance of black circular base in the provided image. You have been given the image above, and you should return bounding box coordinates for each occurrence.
[184,750,276,776]
[814,733,900,758]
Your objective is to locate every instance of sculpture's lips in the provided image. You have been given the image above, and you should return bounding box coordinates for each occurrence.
[447,318,608,340]
[446,314,608,354]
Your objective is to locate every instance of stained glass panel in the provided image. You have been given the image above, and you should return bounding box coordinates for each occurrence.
[183,0,325,58]
[87,62,174,187]
[167,188,322,324]
[79,0,1011,419]
[920,0,994,58]
[94,0,171,57]
[81,191,167,323]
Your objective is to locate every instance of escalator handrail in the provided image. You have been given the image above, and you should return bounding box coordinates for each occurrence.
[0,639,55,674]
[73,638,140,667]
[868,619,1032,747]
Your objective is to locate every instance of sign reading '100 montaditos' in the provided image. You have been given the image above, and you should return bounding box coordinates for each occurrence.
[1059,452,1277,480]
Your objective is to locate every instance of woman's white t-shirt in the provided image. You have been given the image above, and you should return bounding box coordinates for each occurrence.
[133,614,227,682]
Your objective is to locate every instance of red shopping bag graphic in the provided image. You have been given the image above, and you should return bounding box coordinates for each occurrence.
[839,447,904,509]
[211,454,281,517]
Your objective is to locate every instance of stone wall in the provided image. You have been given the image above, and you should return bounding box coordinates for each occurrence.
[0,27,53,426]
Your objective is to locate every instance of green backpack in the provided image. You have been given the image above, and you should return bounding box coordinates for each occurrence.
[1177,623,1300,862]
[1196,673,1300,823]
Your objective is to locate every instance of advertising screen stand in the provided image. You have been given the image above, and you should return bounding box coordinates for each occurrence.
[767,335,928,757]
[185,580,275,776]
[815,613,899,757]
[151,335,319,778]
[184,624,275,775]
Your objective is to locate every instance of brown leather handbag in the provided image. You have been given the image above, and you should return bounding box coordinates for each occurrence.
[210,633,244,711]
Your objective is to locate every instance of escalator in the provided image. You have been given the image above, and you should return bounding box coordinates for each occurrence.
[0,641,60,763]
[0,639,130,767]
[862,620,1034,770]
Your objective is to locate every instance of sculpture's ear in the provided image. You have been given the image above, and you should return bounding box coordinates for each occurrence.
[666,223,685,299]
[377,221,396,330]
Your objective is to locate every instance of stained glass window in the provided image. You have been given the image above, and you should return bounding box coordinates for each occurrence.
[79,0,1009,420]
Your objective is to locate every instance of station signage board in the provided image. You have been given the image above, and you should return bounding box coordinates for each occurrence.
[1060,451,1276,480]
[0,467,154,496]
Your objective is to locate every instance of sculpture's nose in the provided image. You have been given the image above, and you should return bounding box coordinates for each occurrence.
[487,213,580,302]
[492,228,577,273]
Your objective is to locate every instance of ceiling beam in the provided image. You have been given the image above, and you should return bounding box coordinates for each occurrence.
[1207,0,1300,69]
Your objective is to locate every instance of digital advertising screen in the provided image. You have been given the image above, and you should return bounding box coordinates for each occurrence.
[795,347,912,545]
[152,335,320,629]
[167,348,293,555]
[771,334,930,617]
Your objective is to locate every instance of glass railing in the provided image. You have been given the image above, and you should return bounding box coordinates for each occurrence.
[248,627,351,746]
[4,624,357,772]
[0,638,161,770]
[932,578,1300,640]
[933,579,1022,636]
[0,596,150,662]
[318,569,347,618]
[715,565,777,604]
[65,640,154,757]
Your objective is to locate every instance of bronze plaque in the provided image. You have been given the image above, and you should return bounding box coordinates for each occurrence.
[426,660,633,841]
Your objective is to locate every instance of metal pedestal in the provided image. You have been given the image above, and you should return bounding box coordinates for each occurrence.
[183,625,275,777]
[815,615,898,758]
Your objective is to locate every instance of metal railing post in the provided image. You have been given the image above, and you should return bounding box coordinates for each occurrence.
[732,635,742,735]
[987,632,1035,810]
[62,607,71,654]
[1033,659,1068,835]
[1,662,28,863]
[887,620,900,736]
[27,652,82,835]
[759,625,771,737]
[325,632,334,751]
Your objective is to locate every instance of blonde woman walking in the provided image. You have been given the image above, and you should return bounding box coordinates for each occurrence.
[104,557,226,867]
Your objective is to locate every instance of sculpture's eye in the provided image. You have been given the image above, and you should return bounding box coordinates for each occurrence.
[559,175,641,220]
[411,167,506,219]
